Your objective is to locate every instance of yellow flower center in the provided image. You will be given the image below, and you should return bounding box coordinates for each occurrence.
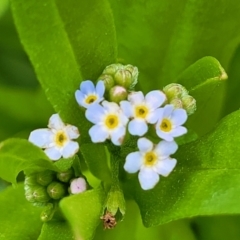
[160,118,172,132]
[55,131,68,146]
[135,105,148,118]
[105,115,119,129]
[144,151,157,166]
[85,95,97,104]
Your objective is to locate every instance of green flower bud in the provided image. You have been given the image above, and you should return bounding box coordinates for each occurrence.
[170,98,183,109]
[25,186,50,203]
[102,63,123,75]
[40,203,55,222]
[163,83,188,101]
[24,174,38,188]
[109,86,128,103]
[114,69,132,89]
[36,170,55,186]
[47,181,67,200]
[98,74,115,92]
[57,168,74,183]
[124,64,139,89]
[182,95,197,115]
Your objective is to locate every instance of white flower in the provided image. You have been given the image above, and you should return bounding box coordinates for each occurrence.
[155,104,188,141]
[70,177,87,194]
[75,80,105,108]
[120,90,166,136]
[29,114,80,161]
[85,101,128,145]
[124,138,177,190]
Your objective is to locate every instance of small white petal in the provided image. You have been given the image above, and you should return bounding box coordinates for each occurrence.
[120,101,133,118]
[44,147,61,161]
[145,90,166,109]
[171,126,187,137]
[85,104,105,124]
[163,105,174,117]
[102,100,119,112]
[29,129,53,148]
[65,125,80,139]
[154,141,178,158]
[147,108,162,124]
[138,168,160,190]
[96,80,105,97]
[119,111,129,126]
[156,129,174,141]
[48,114,65,130]
[137,138,153,152]
[155,158,177,177]
[128,91,144,104]
[80,80,95,94]
[171,109,188,126]
[89,125,108,143]
[124,152,142,173]
[75,90,85,107]
[128,119,148,136]
[111,126,126,146]
[70,177,87,194]
[62,141,79,158]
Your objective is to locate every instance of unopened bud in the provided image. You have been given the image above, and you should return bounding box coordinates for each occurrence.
[47,181,67,200]
[124,65,138,89]
[170,98,183,109]
[40,203,55,222]
[114,69,132,89]
[103,63,123,75]
[24,174,38,187]
[109,86,128,103]
[182,95,197,115]
[25,186,50,203]
[57,168,74,183]
[163,83,188,101]
[98,74,115,92]
[70,177,87,194]
[36,170,55,186]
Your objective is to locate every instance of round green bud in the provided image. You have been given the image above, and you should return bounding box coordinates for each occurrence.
[24,174,38,187]
[182,95,197,115]
[47,181,67,200]
[25,186,51,203]
[98,74,115,92]
[170,98,183,109]
[103,63,123,75]
[57,168,74,183]
[109,86,128,103]
[163,83,188,101]
[114,69,132,89]
[124,65,139,89]
[40,203,55,222]
[36,170,55,186]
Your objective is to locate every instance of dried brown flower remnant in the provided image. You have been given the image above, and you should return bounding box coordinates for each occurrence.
[100,212,117,229]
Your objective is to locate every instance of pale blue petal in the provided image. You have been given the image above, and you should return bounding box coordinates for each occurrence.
[145,90,166,109]
[120,101,133,118]
[29,129,53,148]
[138,168,159,190]
[48,114,65,130]
[171,126,187,137]
[65,125,80,139]
[75,90,86,107]
[128,91,144,104]
[62,141,79,158]
[102,100,119,112]
[147,108,162,124]
[128,119,148,136]
[111,126,126,145]
[163,104,174,118]
[85,104,105,124]
[156,129,174,141]
[89,125,108,143]
[44,147,61,161]
[171,109,188,126]
[96,80,105,97]
[119,111,129,126]
[154,140,178,158]
[137,138,153,152]
[80,80,95,94]
[155,158,177,176]
[124,152,142,173]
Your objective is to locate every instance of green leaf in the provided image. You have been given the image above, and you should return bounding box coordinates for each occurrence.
[0,184,42,239]
[130,109,240,227]
[38,222,74,240]
[0,138,56,183]
[109,0,240,91]
[81,143,111,183]
[60,187,105,240]
[10,0,117,142]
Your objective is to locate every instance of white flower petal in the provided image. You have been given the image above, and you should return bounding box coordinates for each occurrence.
[89,125,108,143]
[171,126,187,137]
[80,80,95,94]
[137,138,153,152]
[155,129,174,141]
[128,91,144,104]
[111,126,126,146]
[154,140,178,158]
[70,177,87,194]
[65,125,80,139]
[85,104,105,124]
[62,141,79,158]
[155,158,177,177]
[145,90,166,109]
[96,80,105,97]
[163,104,174,117]
[124,152,142,173]
[48,114,65,130]
[44,147,61,161]
[120,101,133,118]
[29,129,53,148]
[119,111,129,126]
[171,109,188,126]
[138,168,160,190]
[128,119,148,136]
[147,108,162,124]
[102,100,119,112]
[75,90,85,107]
